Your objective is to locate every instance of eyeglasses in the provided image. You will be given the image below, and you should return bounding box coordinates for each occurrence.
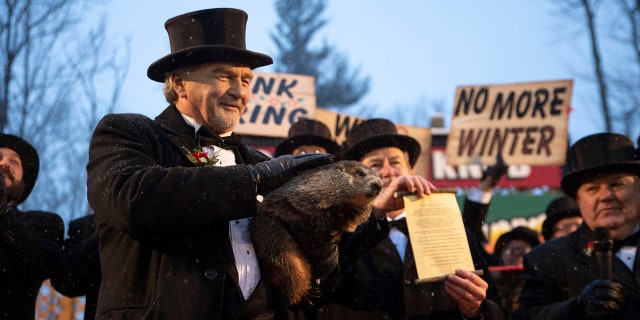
[503,246,531,256]
[553,222,581,233]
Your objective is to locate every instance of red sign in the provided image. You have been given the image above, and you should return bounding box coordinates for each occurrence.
[429,147,561,189]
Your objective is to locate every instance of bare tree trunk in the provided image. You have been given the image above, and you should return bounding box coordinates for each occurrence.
[0,0,129,220]
[581,0,612,132]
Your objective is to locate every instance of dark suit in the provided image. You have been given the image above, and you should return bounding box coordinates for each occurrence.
[0,206,64,319]
[321,226,506,320]
[87,105,386,320]
[51,214,100,320]
[515,223,640,319]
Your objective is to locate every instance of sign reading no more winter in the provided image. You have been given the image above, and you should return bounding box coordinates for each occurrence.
[446,79,572,166]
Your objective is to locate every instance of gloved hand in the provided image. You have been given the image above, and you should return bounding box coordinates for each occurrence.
[573,279,624,319]
[248,153,335,195]
[480,154,508,190]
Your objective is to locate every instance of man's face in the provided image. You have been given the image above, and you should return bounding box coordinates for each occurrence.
[500,239,531,266]
[174,62,253,134]
[0,147,23,188]
[360,147,412,187]
[576,172,640,239]
[0,147,26,203]
[551,216,583,239]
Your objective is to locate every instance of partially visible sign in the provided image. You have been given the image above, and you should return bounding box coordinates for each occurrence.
[430,147,562,189]
[446,80,572,166]
[316,109,432,178]
[236,72,316,137]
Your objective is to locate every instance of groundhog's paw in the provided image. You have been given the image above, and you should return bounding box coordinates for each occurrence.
[300,285,323,306]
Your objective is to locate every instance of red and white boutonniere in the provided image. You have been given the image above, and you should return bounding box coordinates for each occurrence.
[584,241,594,257]
[183,146,220,166]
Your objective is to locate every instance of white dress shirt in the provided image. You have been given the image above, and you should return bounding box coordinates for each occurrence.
[182,114,261,299]
[389,212,409,262]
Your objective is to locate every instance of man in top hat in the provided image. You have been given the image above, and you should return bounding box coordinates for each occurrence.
[515,133,640,320]
[274,119,340,157]
[541,196,582,241]
[320,118,506,320]
[492,226,541,268]
[86,8,341,319]
[0,133,64,319]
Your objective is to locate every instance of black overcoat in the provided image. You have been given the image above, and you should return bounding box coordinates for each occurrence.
[321,227,506,320]
[51,214,101,320]
[515,223,640,319]
[87,105,279,319]
[0,206,64,319]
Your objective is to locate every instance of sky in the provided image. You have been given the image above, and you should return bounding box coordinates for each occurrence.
[100,0,603,143]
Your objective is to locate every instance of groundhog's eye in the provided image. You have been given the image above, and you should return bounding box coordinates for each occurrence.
[355,169,367,177]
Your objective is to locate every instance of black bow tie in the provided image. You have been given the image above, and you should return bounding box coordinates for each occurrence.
[389,218,408,235]
[196,127,241,149]
[613,231,640,252]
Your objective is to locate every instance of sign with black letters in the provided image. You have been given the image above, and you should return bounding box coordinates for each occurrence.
[446,79,572,166]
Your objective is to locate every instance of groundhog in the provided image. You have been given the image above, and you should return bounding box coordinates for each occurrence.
[251,160,383,306]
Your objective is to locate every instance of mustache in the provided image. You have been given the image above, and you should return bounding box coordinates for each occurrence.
[220,100,245,108]
[0,166,16,183]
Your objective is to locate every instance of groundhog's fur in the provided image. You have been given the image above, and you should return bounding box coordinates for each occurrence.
[251,160,383,306]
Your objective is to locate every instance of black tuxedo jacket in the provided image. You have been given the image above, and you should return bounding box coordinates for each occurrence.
[51,214,100,320]
[87,105,388,320]
[322,227,506,320]
[0,206,64,319]
[87,105,281,319]
[515,223,640,320]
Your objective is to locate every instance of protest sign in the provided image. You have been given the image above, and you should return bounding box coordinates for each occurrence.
[235,72,316,137]
[446,80,572,166]
[316,108,432,178]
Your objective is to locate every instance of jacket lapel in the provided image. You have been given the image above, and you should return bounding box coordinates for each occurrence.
[155,105,199,162]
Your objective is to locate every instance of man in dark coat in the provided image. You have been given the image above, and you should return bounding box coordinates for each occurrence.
[320,119,506,320]
[86,8,389,320]
[51,214,100,320]
[515,133,640,320]
[0,133,64,319]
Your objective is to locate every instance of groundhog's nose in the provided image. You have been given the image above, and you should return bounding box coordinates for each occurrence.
[368,179,383,197]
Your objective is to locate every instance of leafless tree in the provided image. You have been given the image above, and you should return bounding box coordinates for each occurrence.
[0,0,129,221]
[549,0,640,136]
[270,0,370,110]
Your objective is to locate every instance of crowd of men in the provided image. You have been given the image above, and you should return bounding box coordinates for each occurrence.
[2,7,640,320]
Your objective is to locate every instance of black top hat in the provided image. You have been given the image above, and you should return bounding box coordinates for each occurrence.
[541,196,581,240]
[494,226,541,256]
[147,8,273,82]
[561,133,640,198]
[342,118,421,168]
[274,119,340,157]
[0,134,39,204]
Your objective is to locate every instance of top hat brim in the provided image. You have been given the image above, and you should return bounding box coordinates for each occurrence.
[495,227,540,253]
[274,135,340,157]
[342,134,421,168]
[0,134,39,204]
[147,45,273,82]
[561,162,640,198]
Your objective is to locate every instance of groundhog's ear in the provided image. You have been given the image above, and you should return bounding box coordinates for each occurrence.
[336,162,345,172]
